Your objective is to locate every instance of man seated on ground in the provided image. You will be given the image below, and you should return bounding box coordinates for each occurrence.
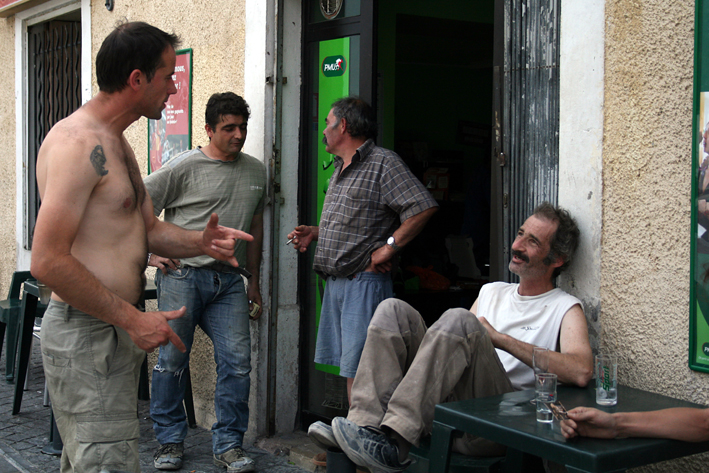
[561,405,709,442]
[307,202,594,473]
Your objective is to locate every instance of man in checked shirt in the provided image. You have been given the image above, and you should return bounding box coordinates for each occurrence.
[288,97,438,403]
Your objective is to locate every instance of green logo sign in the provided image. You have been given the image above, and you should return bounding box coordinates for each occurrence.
[322,55,347,77]
[703,343,709,355]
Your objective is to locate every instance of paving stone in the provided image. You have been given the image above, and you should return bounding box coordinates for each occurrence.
[0,339,310,472]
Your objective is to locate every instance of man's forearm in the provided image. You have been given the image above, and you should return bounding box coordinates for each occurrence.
[392,207,437,248]
[148,219,205,259]
[246,214,264,279]
[614,408,709,442]
[494,333,591,386]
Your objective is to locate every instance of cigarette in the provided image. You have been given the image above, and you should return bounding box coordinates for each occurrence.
[286,237,295,245]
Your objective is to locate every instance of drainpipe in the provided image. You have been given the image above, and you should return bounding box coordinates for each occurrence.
[266,0,285,437]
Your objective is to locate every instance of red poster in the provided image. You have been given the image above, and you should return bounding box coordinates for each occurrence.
[148,49,192,173]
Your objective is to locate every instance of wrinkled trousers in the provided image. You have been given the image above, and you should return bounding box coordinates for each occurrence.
[42,300,145,473]
[348,299,513,456]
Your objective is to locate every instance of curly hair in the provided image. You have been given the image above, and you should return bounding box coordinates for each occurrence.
[534,202,580,278]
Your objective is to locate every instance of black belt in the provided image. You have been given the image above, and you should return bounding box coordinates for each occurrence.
[185,263,252,279]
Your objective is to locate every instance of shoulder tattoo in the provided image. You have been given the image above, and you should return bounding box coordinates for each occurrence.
[90,145,109,176]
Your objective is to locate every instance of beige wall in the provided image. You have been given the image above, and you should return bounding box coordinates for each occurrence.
[89,0,251,436]
[0,18,15,298]
[602,0,708,469]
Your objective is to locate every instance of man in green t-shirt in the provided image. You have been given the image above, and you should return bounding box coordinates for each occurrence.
[145,92,266,473]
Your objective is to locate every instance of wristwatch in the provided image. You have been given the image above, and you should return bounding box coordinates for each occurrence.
[387,236,401,251]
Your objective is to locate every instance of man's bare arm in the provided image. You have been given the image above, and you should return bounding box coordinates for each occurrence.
[142,193,253,266]
[562,407,709,442]
[368,207,438,272]
[474,299,593,387]
[246,212,264,319]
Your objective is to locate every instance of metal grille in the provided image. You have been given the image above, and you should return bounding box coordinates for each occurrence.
[27,21,81,249]
[501,0,560,281]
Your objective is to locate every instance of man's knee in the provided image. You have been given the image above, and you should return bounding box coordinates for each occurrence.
[154,353,189,376]
[431,308,484,338]
[369,298,422,333]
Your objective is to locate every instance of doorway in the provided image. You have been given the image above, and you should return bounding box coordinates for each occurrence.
[299,0,496,426]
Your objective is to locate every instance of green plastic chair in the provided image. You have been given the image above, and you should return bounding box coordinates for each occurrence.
[0,271,45,383]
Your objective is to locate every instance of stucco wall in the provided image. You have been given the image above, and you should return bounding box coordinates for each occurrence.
[88,0,257,439]
[0,18,15,298]
[603,0,707,470]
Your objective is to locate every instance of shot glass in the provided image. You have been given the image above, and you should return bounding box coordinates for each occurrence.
[535,373,557,423]
[595,354,618,406]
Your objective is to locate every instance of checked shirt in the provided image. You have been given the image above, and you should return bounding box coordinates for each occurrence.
[313,139,437,278]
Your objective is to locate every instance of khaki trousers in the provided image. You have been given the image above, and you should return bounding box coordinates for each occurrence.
[348,299,513,456]
[41,301,145,473]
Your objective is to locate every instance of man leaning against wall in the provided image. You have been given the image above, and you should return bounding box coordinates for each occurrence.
[146,92,266,473]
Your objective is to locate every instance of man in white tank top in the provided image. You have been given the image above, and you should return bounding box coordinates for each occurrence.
[313,203,593,472]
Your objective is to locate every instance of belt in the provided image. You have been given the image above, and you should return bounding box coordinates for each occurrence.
[185,263,252,279]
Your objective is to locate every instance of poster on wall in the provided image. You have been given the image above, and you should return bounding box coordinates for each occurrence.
[691,91,709,371]
[147,49,192,173]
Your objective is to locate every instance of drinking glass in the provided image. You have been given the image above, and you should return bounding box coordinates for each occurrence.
[533,347,549,374]
[535,373,557,423]
[595,354,618,406]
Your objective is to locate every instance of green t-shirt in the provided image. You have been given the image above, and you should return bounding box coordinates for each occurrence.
[144,147,267,268]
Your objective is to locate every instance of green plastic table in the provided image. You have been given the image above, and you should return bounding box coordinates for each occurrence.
[429,384,709,473]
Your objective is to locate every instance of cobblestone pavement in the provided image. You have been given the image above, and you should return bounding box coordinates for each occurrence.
[0,341,309,473]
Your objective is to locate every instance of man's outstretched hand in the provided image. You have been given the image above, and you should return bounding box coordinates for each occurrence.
[202,213,254,267]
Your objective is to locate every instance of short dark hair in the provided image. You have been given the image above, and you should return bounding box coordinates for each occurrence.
[96,22,180,93]
[534,202,580,278]
[330,97,377,140]
[205,92,251,130]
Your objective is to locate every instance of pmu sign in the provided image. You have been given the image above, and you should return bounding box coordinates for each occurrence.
[322,55,347,77]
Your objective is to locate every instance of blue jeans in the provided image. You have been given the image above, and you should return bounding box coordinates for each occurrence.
[150,267,251,454]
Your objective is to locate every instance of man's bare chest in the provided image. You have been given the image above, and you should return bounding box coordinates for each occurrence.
[90,144,145,214]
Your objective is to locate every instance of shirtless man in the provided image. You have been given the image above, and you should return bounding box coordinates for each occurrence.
[30,22,251,473]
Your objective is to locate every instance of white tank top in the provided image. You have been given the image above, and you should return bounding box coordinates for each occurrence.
[477,282,582,390]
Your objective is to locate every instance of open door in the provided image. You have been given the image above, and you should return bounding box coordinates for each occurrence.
[299,0,377,425]
[491,0,562,282]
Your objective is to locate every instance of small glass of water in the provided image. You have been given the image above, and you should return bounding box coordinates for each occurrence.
[595,354,618,406]
[535,373,557,423]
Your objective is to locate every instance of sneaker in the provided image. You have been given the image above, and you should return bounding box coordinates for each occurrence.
[308,420,339,450]
[213,447,255,472]
[331,417,411,473]
[153,443,184,470]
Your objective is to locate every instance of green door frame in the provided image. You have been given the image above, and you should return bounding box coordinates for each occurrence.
[297,0,377,427]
